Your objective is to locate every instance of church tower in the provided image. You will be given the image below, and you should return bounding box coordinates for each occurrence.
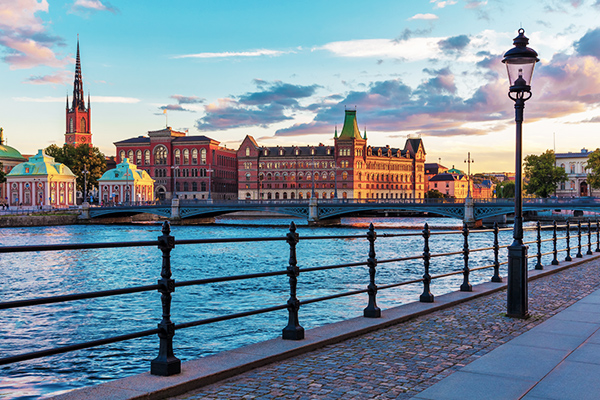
[65,39,92,147]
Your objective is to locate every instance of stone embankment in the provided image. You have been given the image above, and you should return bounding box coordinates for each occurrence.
[0,212,161,227]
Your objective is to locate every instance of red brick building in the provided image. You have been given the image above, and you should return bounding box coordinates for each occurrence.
[236,110,426,200]
[114,127,237,200]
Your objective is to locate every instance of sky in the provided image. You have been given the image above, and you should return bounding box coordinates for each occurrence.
[2,0,600,173]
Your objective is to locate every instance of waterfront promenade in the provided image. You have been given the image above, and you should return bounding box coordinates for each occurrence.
[168,258,600,400]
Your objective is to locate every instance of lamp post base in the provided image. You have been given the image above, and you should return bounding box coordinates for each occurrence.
[507,242,529,319]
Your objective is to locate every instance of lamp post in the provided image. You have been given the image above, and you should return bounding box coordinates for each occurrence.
[207,168,213,201]
[82,165,89,204]
[464,152,474,198]
[171,165,179,199]
[502,28,539,319]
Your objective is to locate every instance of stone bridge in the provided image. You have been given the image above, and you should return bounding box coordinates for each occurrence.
[81,198,600,225]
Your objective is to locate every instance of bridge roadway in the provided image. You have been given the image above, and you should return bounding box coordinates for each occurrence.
[54,251,600,399]
[86,197,600,223]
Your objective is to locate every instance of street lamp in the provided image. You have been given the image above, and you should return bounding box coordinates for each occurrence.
[207,168,214,200]
[464,152,474,198]
[171,165,179,199]
[82,165,89,203]
[502,28,539,319]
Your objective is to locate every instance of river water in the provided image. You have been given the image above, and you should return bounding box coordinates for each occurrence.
[0,217,574,398]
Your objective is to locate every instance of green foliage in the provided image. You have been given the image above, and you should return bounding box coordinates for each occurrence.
[0,161,5,184]
[585,148,600,191]
[496,180,515,198]
[45,144,106,194]
[426,189,445,198]
[523,150,567,198]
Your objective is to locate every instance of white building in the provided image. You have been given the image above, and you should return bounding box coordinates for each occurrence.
[556,149,592,198]
[98,158,154,204]
[6,149,77,207]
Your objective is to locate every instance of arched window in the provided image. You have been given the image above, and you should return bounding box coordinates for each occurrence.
[144,150,150,165]
[571,164,575,174]
[127,150,134,162]
[136,150,142,165]
[275,192,280,199]
[192,182,198,191]
[119,150,125,162]
[183,182,189,191]
[174,149,181,165]
[192,149,198,164]
[342,171,348,180]
[201,182,207,191]
[283,192,288,199]
[154,145,168,165]
[69,118,74,133]
[291,192,295,199]
[80,118,86,132]
[201,149,207,164]
[246,173,251,181]
[245,147,250,156]
[183,149,190,164]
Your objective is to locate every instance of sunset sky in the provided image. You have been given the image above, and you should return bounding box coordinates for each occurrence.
[2,0,600,173]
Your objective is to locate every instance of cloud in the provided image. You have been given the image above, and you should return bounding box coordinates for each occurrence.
[0,0,69,69]
[431,0,457,8]
[172,49,290,59]
[570,116,600,123]
[319,37,442,61]
[170,95,204,104]
[574,28,600,59]
[408,13,439,20]
[465,0,487,8]
[70,0,118,14]
[160,104,194,112]
[195,81,320,131]
[24,70,71,84]
[393,27,433,42]
[438,35,471,52]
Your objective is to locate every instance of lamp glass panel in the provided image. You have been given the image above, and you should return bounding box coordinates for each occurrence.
[505,59,536,87]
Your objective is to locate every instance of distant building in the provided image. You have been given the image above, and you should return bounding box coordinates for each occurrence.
[428,173,469,198]
[473,179,494,199]
[236,109,426,200]
[6,149,76,207]
[555,148,592,197]
[98,158,154,204]
[114,127,237,201]
[65,40,92,147]
[425,163,448,192]
[0,127,26,204]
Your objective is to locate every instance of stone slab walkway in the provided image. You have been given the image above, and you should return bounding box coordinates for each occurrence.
[171,256,600,400]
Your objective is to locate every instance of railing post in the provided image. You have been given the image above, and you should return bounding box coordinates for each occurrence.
[151,221,181,376]
[587,219,593,255]
[491,222,502,282]
[576,221,583,258]
[364,223,381,317]
[565,221,572,262]
[420,223,434,302]
[460,223,472,292]
[596,219,600,252]
[534,221,543,270]
[551,220,559,265]
[282,221,304,340]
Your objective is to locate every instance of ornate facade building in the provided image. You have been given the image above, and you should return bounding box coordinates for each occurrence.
[236,110,426,200]
[0,127,26,204]
[65,40,92,147]
[114,127,237,200]
[6,149,76,207]
[98,158,154,204]
[556,148,592,197]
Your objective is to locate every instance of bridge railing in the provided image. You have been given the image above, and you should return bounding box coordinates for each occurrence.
[1,219,598,376]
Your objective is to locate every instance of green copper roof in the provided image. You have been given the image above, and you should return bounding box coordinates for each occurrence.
[338,109,363,140]
[7,149,74,177]
[0,128,25,161]
[99,158,154,183]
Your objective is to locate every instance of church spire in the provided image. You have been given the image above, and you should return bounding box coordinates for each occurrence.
[72,37,86,111]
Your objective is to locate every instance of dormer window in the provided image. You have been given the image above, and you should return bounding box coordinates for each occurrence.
[311,148,315,155]
[264,149,268,156]
[280,149,284,156]
[245,147,250,156]
[295,149,299,155]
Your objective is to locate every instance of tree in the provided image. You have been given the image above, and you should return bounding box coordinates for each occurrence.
[0,161,5,184]
[586,148,600,195]
[45,144,106,197]
[523,150,567,198]
[426,189,445,198]
[496,180,515,198]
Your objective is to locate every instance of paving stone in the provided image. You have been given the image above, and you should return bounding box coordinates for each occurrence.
[171,259,600,399]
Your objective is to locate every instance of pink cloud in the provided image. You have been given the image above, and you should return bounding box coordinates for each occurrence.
[24,69,71,84]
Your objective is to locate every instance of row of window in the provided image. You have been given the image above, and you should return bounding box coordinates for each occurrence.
[248,160,418,171]
[251,191,419,200]
[119,147,209,166]
[252,171,419,183]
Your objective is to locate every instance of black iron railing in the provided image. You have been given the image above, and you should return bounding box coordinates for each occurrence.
[1,219,599,376]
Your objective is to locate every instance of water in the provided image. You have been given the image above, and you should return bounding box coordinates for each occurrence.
[0,217,580,398]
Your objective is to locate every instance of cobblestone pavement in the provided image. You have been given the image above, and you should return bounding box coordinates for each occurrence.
[174,260,600,400]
